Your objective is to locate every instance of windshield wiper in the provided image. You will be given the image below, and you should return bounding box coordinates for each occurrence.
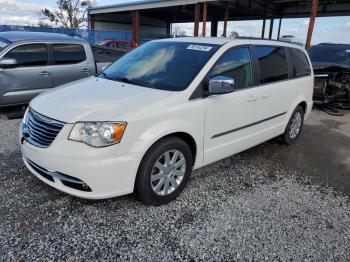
[98,71,109,79]
[114,77,143,86]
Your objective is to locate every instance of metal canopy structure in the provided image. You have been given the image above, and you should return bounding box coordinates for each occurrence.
[89,0,350,49]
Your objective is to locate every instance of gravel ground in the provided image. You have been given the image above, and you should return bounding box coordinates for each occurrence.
[0,111,350,261]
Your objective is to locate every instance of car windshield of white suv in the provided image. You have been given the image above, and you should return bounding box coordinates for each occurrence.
[99,41,220,91]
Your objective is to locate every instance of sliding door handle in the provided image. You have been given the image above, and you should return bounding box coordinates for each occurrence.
[40,71,51,76]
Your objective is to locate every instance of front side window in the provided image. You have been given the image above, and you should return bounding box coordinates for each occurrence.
[211,47,252,90]
[53,44,86,65]
[289,48,311,78]
[256,46,288,84]
[2,44,47,67]
[100,41,220,91]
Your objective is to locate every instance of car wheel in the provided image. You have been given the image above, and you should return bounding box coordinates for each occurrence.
[135,136,193,205]
[281,105,304,145]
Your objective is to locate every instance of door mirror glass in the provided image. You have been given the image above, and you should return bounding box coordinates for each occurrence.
[208,76,235,94]
[0,58,17,67]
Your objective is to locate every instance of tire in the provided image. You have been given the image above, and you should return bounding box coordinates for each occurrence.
[135,136,193,205]
[280,105,304,145]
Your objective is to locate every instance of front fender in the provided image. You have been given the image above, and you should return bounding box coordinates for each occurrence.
[129,118,203,168]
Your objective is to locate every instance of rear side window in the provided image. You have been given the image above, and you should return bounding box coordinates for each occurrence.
[53,44,86,65]
[211,47,252,90]
[255,46,288,84]
[289,48,311,77]
[2,44,47,67]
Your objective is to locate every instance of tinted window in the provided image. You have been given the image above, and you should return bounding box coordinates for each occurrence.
[101,42,220,91]
[211,47,252,90]
[2,44,47,67]
[289,48,311,78]
[256,46,288,84]
[53,44,86,64]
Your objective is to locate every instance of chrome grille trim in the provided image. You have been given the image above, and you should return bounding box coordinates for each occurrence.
[23,108,65,148]
[23,156,92,192]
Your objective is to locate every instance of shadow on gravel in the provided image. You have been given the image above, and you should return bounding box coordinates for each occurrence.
[1,110,350,260]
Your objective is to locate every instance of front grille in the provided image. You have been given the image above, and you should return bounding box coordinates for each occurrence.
[23,108,65,148]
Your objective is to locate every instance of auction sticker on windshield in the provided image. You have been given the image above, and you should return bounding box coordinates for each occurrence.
[187,44,213,52]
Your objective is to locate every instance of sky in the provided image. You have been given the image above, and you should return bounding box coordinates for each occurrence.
[1,0,350,44]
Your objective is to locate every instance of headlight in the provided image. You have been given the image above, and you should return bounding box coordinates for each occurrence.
[68,122,127,147]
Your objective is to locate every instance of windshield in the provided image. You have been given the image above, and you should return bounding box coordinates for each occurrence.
[0,40,9,52]
[100,41,220,91]
[309,44,350,67]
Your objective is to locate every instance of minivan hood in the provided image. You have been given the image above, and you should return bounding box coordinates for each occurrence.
[30,77,171,123]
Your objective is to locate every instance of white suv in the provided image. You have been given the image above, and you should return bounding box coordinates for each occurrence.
[20,38,313,205]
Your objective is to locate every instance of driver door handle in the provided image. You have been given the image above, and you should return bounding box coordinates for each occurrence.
[247,94,259,102]
[40,71,51,76]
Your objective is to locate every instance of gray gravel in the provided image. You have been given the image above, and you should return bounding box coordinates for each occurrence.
[0,112,350,261]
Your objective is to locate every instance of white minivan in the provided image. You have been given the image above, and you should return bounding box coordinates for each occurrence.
[20,38,313,205]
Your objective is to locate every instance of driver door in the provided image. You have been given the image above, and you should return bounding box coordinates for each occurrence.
[203,46,266,165]
[0,43,52,105]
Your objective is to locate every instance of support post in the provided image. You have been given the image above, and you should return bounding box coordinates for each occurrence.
[269,18,274,39]
[306,0,319,49]
[202,2,208,37]
[277,18,282,40]
[211,20,218,37]
[132,10,140,45]
[194,3,200,37]
[223,3,229,37]
[261,19,266,38]
[166,22,171,36]
[90,14,95,30]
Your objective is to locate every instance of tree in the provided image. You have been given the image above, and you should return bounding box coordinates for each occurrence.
[41,0,94,29]
[230,31,239,38]
[172,27,187,37]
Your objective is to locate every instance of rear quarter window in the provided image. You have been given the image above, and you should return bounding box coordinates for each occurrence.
[288,48,311,78]
[255,46,288,84]
[53,44,86,65]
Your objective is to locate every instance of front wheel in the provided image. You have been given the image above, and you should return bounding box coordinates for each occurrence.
[281,105,304,145]
[135,137,193,205]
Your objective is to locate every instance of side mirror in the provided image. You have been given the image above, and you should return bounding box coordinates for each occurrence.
[0,58,17,67]
[208,76,235,94]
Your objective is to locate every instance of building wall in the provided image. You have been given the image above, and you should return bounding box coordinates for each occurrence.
[93,13,168,36]
[94,21,167,35]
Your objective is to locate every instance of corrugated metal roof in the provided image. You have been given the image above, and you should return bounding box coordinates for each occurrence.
[89,0,214,14]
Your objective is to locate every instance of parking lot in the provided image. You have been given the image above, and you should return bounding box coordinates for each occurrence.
[0,109,349,260]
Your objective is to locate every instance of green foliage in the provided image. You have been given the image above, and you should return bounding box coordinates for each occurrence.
[230,31,239,38]
[41,0,94,29]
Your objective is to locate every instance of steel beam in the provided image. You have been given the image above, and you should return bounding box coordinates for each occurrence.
[306,0,319,49]
[132,10,140,44]
[277,18,282,40]
[223,2,229,37]
[194,3,200,37]
[261,19,266,38]
[202,2,208,37]
[269,18,274,39]
[211,20,218,37]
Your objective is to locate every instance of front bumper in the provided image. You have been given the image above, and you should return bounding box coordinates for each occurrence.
[20,124,139,199]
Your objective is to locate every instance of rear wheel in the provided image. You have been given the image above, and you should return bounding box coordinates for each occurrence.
[281,105,304,145]
[135,137,193,205]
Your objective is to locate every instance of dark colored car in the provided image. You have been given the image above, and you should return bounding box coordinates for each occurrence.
[309,43,350,110]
